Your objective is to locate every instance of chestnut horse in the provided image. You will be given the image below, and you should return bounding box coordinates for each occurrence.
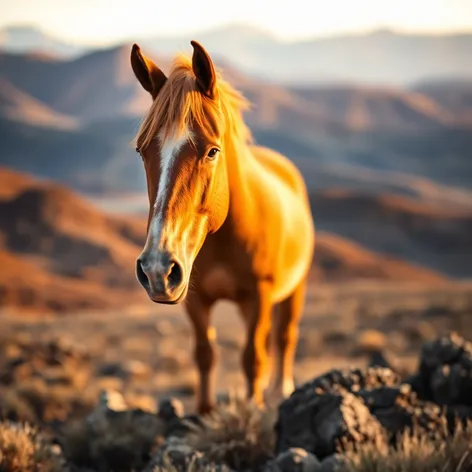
[130,40,315,413]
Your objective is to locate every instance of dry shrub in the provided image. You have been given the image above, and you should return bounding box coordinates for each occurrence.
[187,396,276,471]
[0,420,63,472]
[59,409,165,471]
[1,379,95,425]
[343,421,472,472]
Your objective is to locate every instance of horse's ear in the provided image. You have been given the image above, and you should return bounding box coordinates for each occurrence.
[130,43,167,98]
[191,40,216,99]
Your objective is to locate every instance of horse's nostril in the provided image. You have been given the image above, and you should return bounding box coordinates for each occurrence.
[168,261,183,289]
[136,258,150,289]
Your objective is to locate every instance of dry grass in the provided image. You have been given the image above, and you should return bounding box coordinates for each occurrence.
[186,396,276,471]
[344,423,472,472]
[0,421,63,472]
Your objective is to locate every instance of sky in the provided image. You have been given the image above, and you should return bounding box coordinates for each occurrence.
[1,0,472,45]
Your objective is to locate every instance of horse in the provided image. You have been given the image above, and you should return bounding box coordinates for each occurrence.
[130,40,315,414]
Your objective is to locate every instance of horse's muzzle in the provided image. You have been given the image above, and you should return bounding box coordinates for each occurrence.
[136,251,186,303]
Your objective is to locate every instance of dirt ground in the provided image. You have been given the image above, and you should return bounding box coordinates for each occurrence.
[1,280,472,416]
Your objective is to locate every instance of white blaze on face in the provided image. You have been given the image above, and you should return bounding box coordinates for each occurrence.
[150,129,190,244]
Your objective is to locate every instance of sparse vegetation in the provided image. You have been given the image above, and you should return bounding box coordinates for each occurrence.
[0,270,471,471]
[0,421,63,472]
[344,423,472,472]
[187,397,276,470]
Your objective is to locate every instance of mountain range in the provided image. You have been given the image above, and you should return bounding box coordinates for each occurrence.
[1,42,471,195]
[2,24,472,85]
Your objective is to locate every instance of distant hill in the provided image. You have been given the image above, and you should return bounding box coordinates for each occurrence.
[0,116,145,193]
[311,232,446,284]
[0,46,159,122]
[0,77,78,129]
[0,25,87,58]
[290,85,460,131]
[310,190,472,278]
[0,169,448,313]
[0,168,145,313]
[412,79,472,124]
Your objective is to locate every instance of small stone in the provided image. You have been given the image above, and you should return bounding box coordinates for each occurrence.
[264,448,321,471]
[145,437,231,471]
[99,389,127,411]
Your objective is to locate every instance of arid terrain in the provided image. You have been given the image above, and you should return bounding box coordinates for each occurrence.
[1,277,472,470]
[1,22,472,471]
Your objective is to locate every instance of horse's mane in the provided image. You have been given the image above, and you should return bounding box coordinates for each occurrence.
[134,54,253,150]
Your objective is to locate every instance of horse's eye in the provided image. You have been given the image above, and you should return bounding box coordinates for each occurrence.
[207,148,220,159]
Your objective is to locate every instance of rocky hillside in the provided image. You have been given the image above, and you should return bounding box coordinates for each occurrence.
[310,190,472,278]
[311,232,446,284]
[0,168,145,313]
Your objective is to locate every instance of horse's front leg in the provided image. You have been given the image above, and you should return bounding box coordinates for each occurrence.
[240,283,273,406]
[185,293,215,414]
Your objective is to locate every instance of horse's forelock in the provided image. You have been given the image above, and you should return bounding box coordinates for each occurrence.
[133,53,252,151]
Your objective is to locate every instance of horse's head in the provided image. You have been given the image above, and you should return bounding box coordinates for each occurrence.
[131,41,240,304]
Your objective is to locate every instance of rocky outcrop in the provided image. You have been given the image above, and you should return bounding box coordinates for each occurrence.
[276,367,449,460]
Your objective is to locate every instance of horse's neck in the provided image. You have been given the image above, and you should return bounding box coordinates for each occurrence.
[224,138,257,230]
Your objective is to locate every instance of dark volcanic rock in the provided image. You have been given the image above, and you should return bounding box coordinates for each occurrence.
[276,367,448,459]
[276,387,383,459]
[358,383,446,439]
[424,333,472,402]
[416,332,472,402]
[285,367,401,401]
[409,332,472,428]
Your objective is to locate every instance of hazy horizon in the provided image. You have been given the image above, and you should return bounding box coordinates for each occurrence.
[1,0,472,47]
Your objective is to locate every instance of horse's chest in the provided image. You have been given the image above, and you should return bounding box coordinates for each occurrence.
[199,267,238,300]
